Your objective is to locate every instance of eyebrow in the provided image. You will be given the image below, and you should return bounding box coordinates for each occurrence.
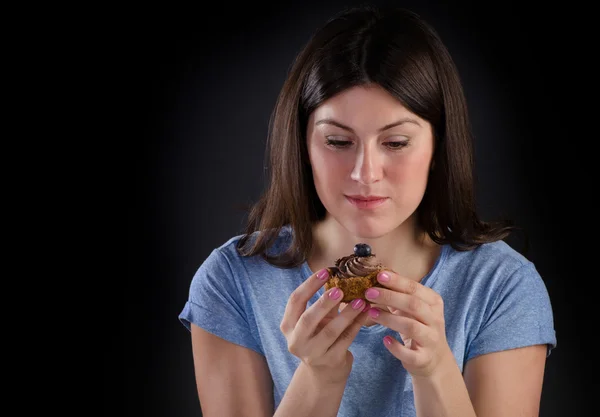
[315,117,421,133]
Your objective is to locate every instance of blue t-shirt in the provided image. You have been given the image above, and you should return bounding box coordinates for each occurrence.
[179,226,557,416]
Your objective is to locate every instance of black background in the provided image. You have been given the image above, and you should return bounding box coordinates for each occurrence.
[121,1,595,415]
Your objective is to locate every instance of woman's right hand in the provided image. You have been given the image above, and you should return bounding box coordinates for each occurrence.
[280,268,370,385]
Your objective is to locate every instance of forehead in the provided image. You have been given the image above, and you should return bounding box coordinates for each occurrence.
[309,84,426,129]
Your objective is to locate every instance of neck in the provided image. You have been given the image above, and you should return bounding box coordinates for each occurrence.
[309,214,440,282]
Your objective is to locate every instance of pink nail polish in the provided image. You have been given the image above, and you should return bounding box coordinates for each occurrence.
[351,298,364,310]
[365,288,379,299]
[378,272,390,282]
[329,288,341,299]
[317,269,329,280]
[383,336,394,346]
[368,308,380,318]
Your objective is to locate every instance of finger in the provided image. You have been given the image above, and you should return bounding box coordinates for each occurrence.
[281,268,331,334]
[294,287,345,340]
[376,270,443,307]
[367,308,435,347]
[313,298,369,350]
[383,335,419,364]
[327,307,370,354]
[389,307,412,318]
[314,302,343,334]
[364,287,435,326]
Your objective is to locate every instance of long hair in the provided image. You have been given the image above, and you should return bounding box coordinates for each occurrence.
[236,5,518,267]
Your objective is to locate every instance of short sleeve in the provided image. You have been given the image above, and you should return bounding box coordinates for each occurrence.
[466,262,557,362]
[178,248,263,355]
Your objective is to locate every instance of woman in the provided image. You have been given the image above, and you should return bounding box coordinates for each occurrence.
[179,5,556,416]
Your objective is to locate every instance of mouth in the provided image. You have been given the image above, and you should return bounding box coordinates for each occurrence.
[345,195,389,209]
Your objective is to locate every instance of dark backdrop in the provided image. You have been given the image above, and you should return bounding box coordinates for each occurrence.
[121,1,594,415]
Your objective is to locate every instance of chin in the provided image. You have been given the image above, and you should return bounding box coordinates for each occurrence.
[340,217,396,239]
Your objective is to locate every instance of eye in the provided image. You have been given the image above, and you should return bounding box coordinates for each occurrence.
[384,137,410,150]
[325,136,353,148]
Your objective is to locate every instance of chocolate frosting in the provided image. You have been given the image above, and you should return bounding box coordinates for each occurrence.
[333,253,382,278]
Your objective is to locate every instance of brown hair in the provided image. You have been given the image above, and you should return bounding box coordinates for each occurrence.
[236,5,518,267]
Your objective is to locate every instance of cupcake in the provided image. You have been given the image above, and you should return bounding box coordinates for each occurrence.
[325,243,386,303]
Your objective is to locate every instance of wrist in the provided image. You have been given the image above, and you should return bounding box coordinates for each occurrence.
[299,361,351,391]
[274,362,349,417]
[412,349,458,385]
[411,350,477,417]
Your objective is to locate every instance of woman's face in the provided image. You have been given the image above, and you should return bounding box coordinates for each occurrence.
[307,84,435,238]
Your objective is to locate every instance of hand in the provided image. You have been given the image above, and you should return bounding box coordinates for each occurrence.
[280,268,370,384]
[364,270,453,378]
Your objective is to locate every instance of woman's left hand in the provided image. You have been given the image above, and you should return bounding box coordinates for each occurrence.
[363,270,454,378]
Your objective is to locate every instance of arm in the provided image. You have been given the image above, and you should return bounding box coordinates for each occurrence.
[191,324,273,417]
[275,268,369,416]
[463,344,547,416]
[412,344,547,417]
[193,323,350,417]
[189,266,367,417]
[411,349,476,417]
[193,322,348,417]
[364,268,552,417]
[274,362,349,417]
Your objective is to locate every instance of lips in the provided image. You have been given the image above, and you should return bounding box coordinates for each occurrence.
[346,195,387,201]
[345,195,389,209]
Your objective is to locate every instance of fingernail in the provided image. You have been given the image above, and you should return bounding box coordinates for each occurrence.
[317,269,329,280]
[378,272,390,282]
[329,288,341,299]
[383,336,394,346]
[365,288,379,299]
[351,298,365,310]
[368,308,380,318]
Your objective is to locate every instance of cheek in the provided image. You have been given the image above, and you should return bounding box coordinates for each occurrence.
[309,148,349,189]
[312,161,344,198]
[391,150,432,181]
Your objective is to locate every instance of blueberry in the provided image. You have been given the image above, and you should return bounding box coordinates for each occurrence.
[354,243,371,257]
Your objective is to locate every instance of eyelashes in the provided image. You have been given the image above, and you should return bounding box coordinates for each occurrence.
[324,138,410,150]
[325,139,352,148]
[383,141,409,150]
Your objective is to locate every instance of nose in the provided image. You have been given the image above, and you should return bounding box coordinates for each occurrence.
[350,142,383,184]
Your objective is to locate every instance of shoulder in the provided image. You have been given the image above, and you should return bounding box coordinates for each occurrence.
[438,240,547,300]
[446,239,533,279]
[188,226,297,296]
[446,242,557,360]
[207,225,295,270]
